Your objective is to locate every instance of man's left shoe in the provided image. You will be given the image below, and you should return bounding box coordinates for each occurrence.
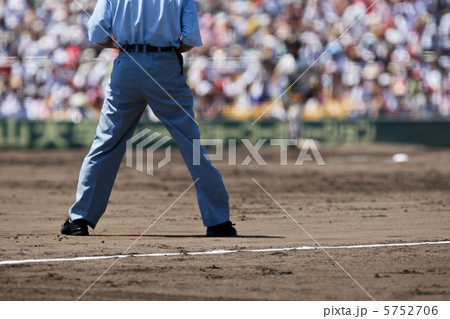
[206,221,237,237]
[61,218,89,236]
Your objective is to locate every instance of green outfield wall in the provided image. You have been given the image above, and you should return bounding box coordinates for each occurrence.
[0,119,449,148]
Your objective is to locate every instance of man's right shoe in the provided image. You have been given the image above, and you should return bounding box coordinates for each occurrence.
[61,218,89,236]
[206,221,237,237]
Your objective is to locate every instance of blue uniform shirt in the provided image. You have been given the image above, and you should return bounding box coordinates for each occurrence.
[87,0,203,47]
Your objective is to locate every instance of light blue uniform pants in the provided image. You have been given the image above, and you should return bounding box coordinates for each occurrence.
[69,51,229,228]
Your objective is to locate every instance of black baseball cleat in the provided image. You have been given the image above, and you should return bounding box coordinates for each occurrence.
[61,218,89,236]
[206,221,237,237]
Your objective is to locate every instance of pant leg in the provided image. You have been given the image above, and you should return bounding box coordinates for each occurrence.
[70,54,146,227]
[154,105,229,227]
[140,52,229,227]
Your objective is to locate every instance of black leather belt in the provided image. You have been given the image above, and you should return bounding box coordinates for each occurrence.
[121,44,176,53]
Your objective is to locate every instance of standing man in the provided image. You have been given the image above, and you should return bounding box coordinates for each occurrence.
[277,36,319,146]
[61,0,236,237]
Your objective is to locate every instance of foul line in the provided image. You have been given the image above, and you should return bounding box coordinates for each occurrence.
[1,241,449,266]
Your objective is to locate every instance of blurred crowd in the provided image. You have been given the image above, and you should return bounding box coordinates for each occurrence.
[0,0,449,122]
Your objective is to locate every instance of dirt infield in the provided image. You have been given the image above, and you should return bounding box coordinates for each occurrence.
[0,144,449,300]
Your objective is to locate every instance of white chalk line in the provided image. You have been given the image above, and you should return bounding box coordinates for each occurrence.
[1,241,449,266]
